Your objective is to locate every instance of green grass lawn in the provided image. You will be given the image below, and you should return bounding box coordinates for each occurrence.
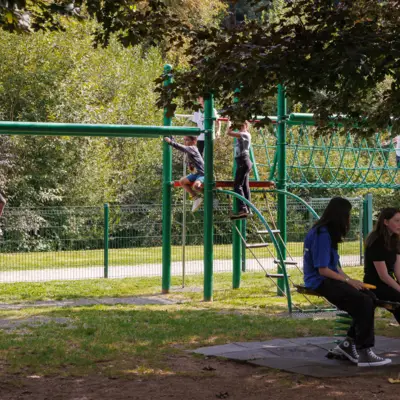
[0,267,398,377]
[0,240,362,271]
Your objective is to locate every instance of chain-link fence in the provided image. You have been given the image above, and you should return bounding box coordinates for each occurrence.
[0,195,364,283]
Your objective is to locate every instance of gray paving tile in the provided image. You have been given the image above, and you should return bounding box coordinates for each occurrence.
[261,338,299,348]
[233,341,272,349]
[287,336,336,345]
[265,344,328,359]
[193,343,246,356]
[219,348,280,361]
[192,336,400,377]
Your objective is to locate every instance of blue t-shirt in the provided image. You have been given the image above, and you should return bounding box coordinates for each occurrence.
[303,226,340,290]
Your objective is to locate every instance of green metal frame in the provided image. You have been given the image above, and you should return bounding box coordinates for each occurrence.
[203,93,215,301]
[0,68,392,313]
[216,188,293,314]
[162,64,173,294]
[276,84,287,295]
[0,121,199,138]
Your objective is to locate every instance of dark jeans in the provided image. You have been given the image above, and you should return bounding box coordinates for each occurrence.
[372,283,400,323]
[197,140,204,159]
[234,156,252,212]
[315,279,375,349]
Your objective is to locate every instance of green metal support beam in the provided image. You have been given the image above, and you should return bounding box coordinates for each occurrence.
[276,85,287,296]
[203,93,215,302]
[217,188,293,314]
[0,121,200,138]
[162,64,173,294]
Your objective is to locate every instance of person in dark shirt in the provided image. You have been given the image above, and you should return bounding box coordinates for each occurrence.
[164,136,204,212]
[364,208,400,323]
[303,197,391,367]
[227,121,252,219]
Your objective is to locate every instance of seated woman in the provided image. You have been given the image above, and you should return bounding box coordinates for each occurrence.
[303,197,391,367]
[364,208,400,323]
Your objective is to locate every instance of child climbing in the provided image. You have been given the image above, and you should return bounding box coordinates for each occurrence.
[227,121,252,219]
[164,136,204,212]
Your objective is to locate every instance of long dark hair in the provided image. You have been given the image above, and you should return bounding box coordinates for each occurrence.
[365,208,400,251]
[313,197,352,250]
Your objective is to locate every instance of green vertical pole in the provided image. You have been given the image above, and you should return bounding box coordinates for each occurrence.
[277,84,287,296]
[363,193,373,240]
[232,145,242,283]
[233,214,242,287]
[241,219,247,273]
[249,146,260,181]
[104,203,109,278]
[232,140,243,284]
[240,137,258,273]
[162,64,173,294]
[203,93,215,301]
[232,89,242,288]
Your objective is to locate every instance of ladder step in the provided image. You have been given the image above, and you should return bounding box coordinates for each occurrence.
[256,229,280,234]
[246,243,269,249]
[273,260,298,265]
[265,273,289,278]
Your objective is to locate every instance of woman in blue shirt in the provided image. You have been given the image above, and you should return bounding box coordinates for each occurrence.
[303,197,391,367]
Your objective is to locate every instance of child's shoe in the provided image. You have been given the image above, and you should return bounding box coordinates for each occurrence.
[192,196,203,212]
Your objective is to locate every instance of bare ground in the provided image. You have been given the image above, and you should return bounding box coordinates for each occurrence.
[1,354,400,400]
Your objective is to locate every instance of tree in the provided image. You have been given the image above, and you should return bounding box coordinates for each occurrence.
[3,1,400,133]
[0,0,192,49]
[156,0,400,134]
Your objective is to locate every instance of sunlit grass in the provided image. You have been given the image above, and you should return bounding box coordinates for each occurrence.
[0,266,397,377]
[0,241,361,271]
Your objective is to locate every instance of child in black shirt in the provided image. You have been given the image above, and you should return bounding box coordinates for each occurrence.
[364,208,400,323]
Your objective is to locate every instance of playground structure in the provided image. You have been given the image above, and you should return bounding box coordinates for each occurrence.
[0,65,399,314]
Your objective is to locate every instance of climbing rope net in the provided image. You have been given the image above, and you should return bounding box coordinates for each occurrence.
[253,124,399,189]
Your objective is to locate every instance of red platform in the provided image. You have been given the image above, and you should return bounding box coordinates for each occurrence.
[173,180,275,188]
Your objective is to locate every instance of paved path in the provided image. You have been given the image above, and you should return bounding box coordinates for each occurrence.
[0,255,361,283]
[0,295,177,311]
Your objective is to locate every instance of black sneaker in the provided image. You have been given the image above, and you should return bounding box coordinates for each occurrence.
[335,337,359,363]
[357,348,392,367]
[230,210,249,220]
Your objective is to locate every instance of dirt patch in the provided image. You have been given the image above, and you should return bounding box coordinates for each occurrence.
[0,354,400,399]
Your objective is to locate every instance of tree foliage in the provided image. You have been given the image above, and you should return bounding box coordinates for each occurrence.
[156,0,400,134]
[0,22,168,206]
[4,1,400,134]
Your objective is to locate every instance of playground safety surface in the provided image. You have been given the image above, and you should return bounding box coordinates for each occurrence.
[193,336,400,378]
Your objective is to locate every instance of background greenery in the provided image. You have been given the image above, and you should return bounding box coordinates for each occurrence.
[0,1,399,254]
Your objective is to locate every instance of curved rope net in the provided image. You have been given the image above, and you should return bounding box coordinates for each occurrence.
[253,125,399,189]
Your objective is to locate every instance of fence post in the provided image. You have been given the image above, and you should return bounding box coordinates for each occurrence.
[363,193,373,241]
[359,198,363,265]
[104,203,109,278]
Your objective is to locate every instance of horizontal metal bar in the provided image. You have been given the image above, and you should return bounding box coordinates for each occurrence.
[297,308,337,313]
[288,113,315,122]
[0,121,201,138]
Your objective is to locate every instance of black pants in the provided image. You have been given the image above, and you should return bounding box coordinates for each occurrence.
[234,156,252,212]
[315,279,375,349]
[372,283,400,323]
[197,141,204,159]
